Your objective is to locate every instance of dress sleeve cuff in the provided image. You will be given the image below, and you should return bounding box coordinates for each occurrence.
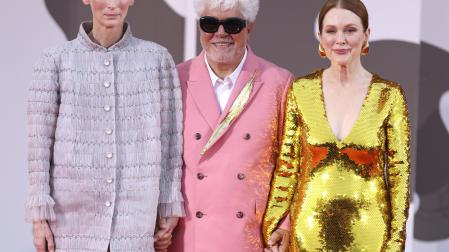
[158,202,185,218]
[25,194,56,222]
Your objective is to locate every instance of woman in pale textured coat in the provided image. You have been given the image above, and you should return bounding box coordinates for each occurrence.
[26,0,184,251]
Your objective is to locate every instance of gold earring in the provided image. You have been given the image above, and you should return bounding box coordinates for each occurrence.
[362,41,370,56]
[318,44,327,58]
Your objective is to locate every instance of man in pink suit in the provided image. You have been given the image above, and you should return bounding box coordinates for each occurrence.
[165,0,293,251]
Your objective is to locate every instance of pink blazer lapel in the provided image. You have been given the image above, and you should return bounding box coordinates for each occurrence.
[200,49,264,155]
[218,49,264,123]
[186,52,221,129]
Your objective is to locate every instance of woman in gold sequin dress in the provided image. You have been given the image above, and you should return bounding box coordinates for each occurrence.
[263,0,410,251]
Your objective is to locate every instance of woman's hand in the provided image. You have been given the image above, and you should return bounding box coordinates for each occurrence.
[154,217,179,252]
[265,228,289,252]
[32,220,55,252]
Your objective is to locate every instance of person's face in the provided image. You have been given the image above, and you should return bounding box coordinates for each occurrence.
[319,8,369,66]
[199,6,253,69]
[82,0,134,28]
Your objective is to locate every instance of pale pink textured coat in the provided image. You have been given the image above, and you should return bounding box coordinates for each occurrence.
[170,49,293,252]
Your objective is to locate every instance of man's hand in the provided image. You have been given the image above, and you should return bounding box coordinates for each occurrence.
[32,220,55,252]
[154,217,179,252]
[264,228,289,252]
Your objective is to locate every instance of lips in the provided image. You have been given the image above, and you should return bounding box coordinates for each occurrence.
[104,13,120,18]
[212,42,234,47]
[333,49,350,55]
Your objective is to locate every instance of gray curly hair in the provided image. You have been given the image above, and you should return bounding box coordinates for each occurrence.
[194,0,260,22]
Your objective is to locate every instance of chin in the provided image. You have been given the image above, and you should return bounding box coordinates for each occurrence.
[100,19,124,28]
[331,56,352,66]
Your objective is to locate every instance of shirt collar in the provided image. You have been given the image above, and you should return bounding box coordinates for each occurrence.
[205,48,248,87]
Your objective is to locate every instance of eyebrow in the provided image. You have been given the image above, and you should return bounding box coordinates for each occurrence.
[324,24,359,28]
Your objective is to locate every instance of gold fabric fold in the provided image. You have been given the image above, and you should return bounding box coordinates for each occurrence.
[201,72,256,155]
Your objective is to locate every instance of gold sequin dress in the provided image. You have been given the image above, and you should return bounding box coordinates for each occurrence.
[263,69,410,252]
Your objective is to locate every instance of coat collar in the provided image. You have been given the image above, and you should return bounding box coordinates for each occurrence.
[77,21,132,51]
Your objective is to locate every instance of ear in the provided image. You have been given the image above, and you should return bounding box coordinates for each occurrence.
[317,32,322,43]
[246,22,254,34]
[82,0,90,5]
[364,28,371,42]
[129,0,135,6]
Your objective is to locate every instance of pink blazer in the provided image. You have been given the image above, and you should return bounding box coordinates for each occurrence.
[170,49,293,252]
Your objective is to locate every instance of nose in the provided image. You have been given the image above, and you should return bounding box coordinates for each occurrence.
[106,0,120,8]
[336,31,346,45]
[217,24,227,34]
[214,24,228,36]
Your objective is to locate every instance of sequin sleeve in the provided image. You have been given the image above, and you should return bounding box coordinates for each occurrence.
[385,86,411,251]
[263,85,300,244]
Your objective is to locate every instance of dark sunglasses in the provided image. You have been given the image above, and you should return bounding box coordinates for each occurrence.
[199,16,247,34]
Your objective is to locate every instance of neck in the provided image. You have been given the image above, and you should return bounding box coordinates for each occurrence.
[90,21,124,48]
[327,59,369,87]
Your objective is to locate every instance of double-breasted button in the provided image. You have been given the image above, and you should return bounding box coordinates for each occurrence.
[195,133,202,140]
[244,133,251,140]
[236,211,244,218]
[105,201,112,207]
[104,105,111,112]
[105,129,113,135]
[103,81,111,88]
[197,173,205,180]
[196,211,204,218]
[106,152,113,159]
[104,59,111,66]
[237,173,246,180]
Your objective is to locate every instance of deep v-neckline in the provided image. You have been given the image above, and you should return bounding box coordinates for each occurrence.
[318,69,377,144]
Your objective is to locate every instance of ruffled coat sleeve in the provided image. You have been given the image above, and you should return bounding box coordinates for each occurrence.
[26,48,60,222]
[157,49,185,218]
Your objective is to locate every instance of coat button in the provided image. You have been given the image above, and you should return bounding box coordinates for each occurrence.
[106,152,113,159]
[196,211,204,218]
[104,105,111,112]
[195,133,201,140]
[106,177,113,184]
[105,201,112,207]
[197,173,205,180]
[236,211,244,218]
[244,133,251,140]
[104,81,111,88]
[105,129,113,135]
[237,173,245,180]
[104,59,111,66]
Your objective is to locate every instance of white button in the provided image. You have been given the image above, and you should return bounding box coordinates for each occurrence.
[104,105,111,112]
[104,59,110,66]
[106,177,113,184]
[105,201,111,207]
[106,152,113,159]
[105,129,113,135]
[104,81,111,88]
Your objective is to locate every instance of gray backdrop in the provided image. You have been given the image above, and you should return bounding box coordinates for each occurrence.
[0,0,447,251]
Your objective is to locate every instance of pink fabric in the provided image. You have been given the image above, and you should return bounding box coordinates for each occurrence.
[170,49,293,252]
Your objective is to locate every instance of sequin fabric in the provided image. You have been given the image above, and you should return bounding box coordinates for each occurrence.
[263,69,411,252]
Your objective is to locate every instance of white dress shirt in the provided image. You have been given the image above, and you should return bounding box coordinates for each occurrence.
[205,48,248,112]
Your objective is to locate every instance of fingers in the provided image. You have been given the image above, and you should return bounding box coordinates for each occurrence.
[266,229,288,252]
[32,220,55,252]
[154,234,172,251]
[46,228,55,252]
[268,230,283,246]
[154,226,171,241]
[279,231,289,252]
